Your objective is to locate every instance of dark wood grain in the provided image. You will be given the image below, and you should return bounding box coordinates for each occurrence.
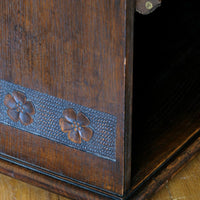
[0,0,134,198]
[124,0,134,192]
[1,0,200,200]
[129,134,200,200]
[129,1,200,198]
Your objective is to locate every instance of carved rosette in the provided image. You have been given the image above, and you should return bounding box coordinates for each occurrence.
[59,108,93,144]
[4,91,35,126]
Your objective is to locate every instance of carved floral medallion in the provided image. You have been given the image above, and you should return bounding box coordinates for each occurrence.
[4,91,35,126]
[59,108,93,144]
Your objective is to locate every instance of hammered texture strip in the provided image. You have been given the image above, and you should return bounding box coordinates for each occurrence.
[0,79,117,161]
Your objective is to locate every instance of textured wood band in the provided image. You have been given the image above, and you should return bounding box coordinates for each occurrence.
[0,79,117,161]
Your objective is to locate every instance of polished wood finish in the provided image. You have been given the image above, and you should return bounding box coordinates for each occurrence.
[2,150,200,200]
[1,0,200,199]
[0,0,134,199]
[130,134,200,199]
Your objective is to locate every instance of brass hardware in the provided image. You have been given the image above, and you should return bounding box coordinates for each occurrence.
[145,1,153,10]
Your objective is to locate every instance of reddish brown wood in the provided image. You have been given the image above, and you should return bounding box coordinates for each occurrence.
[129,132,200,200]
[1,1,200,200]
[0,156,117,200]
[0,0,134,198]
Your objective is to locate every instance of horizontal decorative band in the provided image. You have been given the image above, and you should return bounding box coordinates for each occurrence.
[0,79,117,161]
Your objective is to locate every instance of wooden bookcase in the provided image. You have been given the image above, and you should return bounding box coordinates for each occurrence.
[0,1,200,199]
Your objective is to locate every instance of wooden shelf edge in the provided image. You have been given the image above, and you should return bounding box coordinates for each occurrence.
[1,128,200,200]
[0,155,123,200]
[127,129,200,200]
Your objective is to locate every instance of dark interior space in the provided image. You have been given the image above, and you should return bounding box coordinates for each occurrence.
[132,0,200,186]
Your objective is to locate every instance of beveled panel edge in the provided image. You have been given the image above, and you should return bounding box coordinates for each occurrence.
[0,152,124,200]
[0,79,117,161]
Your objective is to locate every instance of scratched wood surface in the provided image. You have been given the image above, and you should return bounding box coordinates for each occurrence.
[1,151,200,200]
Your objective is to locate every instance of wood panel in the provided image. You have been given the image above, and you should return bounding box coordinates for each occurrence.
[0,0,134,197]
[1,151,200,200]
[1,0,200,199]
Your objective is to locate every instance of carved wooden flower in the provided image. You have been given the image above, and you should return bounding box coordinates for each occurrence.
[4,91,35,126]
[59,108,93,144]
